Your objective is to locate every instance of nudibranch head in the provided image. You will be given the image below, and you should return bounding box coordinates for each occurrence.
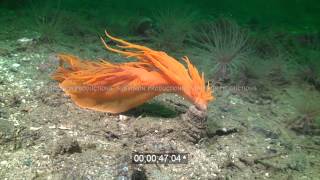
[180,56,214,111]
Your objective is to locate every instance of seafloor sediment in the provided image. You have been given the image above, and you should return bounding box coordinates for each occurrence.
[0,30,319,179]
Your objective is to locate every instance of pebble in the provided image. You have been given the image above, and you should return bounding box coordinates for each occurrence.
[30,126,42,131]
[52,137,82,156]
[17,37,33,43]
[48,125,56,129]
[119,115,129,121]
[21,57,30,62]
[11,63,20,68]
[10,63,20,72]
[0,160,8,166]
[58,124,72,130]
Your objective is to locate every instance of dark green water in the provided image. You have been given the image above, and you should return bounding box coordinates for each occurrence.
[1,0,319,33]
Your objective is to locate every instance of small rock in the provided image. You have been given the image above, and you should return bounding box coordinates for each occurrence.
[52,137,82,156]
[116,161,130,179]
[252,127,279,139]
[119,115,129,121]
[21,56,31,62]
[213,128,238,136]
[0,160,8,166]
[58,124,72,130]
[30,126,42,131]
[10,63,20,72]
[17,37,33,43]
[11,63,20,68]
[48,125,56,129]
[105,131,120,141]
[131,167,147,180]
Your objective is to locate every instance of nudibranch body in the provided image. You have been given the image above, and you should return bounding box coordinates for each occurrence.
[52,32,214,113]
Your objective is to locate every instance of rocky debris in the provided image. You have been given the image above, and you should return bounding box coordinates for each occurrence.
[17,38,33,44]
[131,166,147,180]
[9,63,20,72]
[252,126,280,139]
[7,94,21,108]
[16,128,41,150]
[105,131,120,141]
[212,127,238,137]
[0,119,15,145]
[0,122,41,151]
[116,161,130,179]
[15,37,37,52]
[37,83,68,107]
[51,137,82,156]
[0,109,8,119]
[37,54,59,74]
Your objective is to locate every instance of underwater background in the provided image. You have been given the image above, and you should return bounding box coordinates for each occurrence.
[0,0,320,179]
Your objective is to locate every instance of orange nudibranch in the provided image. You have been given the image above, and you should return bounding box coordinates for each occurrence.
[52,31,214,113]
